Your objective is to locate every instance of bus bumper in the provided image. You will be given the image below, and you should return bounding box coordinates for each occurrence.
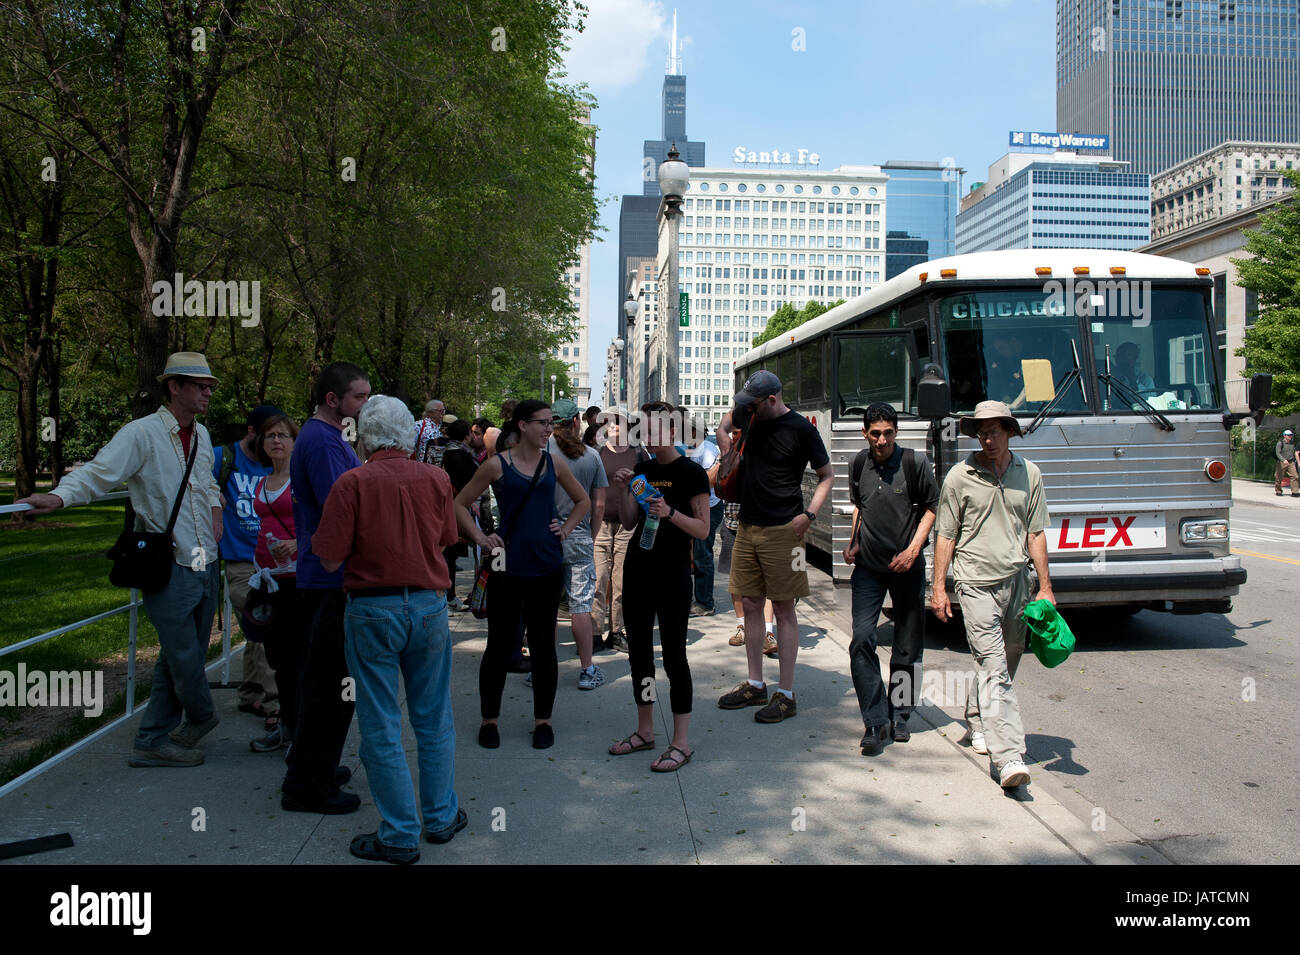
[1049,555,1245,613]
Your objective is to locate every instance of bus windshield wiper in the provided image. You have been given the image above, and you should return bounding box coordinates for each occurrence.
[1025,340,1086,436]
[1097,373,1176,432]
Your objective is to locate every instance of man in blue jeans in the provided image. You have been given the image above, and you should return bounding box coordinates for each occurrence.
[314,396,465,864]
[843,404,939,756]
[687,423,724,615]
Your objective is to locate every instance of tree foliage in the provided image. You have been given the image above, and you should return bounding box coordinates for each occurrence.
[1235,171,1300,414]
[752,298,845,348]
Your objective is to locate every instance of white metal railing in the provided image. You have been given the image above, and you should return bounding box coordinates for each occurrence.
[0,493,239,798]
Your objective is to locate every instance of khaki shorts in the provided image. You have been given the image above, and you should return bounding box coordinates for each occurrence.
[728,522,809,601]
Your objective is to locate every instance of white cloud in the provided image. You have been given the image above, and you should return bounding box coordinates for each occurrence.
[561,0,669,94]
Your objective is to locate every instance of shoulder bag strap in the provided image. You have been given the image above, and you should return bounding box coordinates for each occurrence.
[165,435,200,536]
[496,451,547,543]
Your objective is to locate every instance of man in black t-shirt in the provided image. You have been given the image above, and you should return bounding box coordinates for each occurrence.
[719,371,833,724]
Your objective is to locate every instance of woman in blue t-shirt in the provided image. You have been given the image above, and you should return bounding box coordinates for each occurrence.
[454,400,590,750]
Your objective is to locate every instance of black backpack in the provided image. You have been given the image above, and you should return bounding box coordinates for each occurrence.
[850,446,925,547]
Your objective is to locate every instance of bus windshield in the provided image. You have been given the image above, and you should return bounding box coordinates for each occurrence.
[939,286,1221,415]
[939,289,1088,416]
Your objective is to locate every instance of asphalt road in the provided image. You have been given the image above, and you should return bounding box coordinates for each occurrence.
[907,497,1300,865]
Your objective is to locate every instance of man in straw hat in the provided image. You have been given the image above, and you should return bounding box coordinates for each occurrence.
[19,352,225,767]
[930,400,1054,790]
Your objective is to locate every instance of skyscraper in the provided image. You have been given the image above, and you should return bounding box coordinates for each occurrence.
[1057,0,1300,175]
[615,11,706,402]
[881,160,960,279]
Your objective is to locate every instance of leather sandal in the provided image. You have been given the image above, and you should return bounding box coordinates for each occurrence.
[651,745,693,772]
[609,731,655,755]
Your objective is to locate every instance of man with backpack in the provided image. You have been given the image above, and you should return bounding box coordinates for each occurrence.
[842,403,939,755]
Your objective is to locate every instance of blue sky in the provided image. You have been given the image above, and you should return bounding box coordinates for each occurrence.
[561,0,1059,395]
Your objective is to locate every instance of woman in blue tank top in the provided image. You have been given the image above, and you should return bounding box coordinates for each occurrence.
[454,400,590,750]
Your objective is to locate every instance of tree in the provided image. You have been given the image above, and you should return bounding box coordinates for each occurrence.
[753,298,845,348]
[1235,171,1300,414]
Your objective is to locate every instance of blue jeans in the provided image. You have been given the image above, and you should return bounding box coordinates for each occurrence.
[136,563,219,748]
[692,501,725,609]
[343,588,458,849]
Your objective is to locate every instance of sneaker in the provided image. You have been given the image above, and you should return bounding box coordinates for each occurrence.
[754,691,797,723]
[168,714,219,749]
[728,625,746,646]
[998,758,1031,789]
[968,730,988,755]
[690,602,716,617]
[718,681,768,709]
[609,632,629,654]
[127,741,204,767]
[447,596,468,613]
[578,665,606,690]
[762,633,778,656]
[250,725,292,753]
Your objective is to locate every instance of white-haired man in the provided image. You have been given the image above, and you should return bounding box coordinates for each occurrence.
[414,399,446,465]
[19,352,224,767]
[314,395,465,863]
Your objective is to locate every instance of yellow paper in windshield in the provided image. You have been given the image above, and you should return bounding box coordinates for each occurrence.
[1022,359,1056,403]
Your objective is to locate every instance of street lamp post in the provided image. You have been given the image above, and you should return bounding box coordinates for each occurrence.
[540,351,547,401]
[657,144,690,406]
[622,296,637,407]
[551,374,557,403]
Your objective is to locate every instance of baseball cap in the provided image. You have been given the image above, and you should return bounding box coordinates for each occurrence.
[551,398,580,421]
[246,404,283,431]
[733,370,782,409]
[1286,430,1294,436]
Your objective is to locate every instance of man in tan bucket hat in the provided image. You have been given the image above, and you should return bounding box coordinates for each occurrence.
[930,400,1053,790]
[20,352,224,767]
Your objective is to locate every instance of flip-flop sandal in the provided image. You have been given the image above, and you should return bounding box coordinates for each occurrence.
[609,731,655,756]
[651,745,693,773]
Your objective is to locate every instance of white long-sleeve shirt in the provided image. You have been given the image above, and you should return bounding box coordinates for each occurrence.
[53,405,221,569]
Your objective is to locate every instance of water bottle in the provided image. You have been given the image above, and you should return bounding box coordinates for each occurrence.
[639,513,660,550]
[266,531,291,569]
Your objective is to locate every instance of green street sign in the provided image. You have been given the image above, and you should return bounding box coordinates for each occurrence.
[679,291,689,327]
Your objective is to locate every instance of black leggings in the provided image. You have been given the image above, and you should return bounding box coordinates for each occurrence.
[482,569,563,720]
[261,576,304,736]
[624,566,693,714]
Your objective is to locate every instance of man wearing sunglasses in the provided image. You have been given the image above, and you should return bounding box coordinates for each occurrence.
[931,400,1053,791]
[19,352,225,767]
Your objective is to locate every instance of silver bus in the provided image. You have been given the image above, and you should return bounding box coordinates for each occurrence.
[734,249,1270,615]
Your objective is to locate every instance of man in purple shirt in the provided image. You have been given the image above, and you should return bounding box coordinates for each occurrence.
[281,362,371,814]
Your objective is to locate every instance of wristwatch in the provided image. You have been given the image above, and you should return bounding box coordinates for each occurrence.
[667,506,676,520]
[803,510,816,522]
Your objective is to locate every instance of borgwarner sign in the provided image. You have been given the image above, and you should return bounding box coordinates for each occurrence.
[1010,130,1110,151]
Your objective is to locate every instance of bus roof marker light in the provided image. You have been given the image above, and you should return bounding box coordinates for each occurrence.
[1196,267,1211,276]
[1035,267,1052,277]
[1110,266,1127,276]
[1074,266,1090,275]
[940,269,957,278]
[918,272,928,282]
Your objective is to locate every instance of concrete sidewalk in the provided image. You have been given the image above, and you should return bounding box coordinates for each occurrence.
[1233,477,1300,508]
[0,569,1160,865]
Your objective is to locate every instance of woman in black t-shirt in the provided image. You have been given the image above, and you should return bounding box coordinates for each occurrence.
[607,402,710,772]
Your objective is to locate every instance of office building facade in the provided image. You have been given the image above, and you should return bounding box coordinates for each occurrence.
[553,107,594,405]
[1057,0,1300,175]
[646,165,888,427]
[956,151,1150,252]
[882,160,961,278]
[1150,140,1299,239]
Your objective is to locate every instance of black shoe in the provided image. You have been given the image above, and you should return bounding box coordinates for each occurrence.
[532,723,554,749]
[609,632,629,654]
[860,724,888,756]
[281,789,361,814]
[478,724,500,749]
[349,832,418,865]
[505,656,532,674]
[426,807,469,844]
[891,719,911,743]
[334,765,352,786]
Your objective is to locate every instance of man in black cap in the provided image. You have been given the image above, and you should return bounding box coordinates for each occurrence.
[717,370,833,723]
[214,404,284,722]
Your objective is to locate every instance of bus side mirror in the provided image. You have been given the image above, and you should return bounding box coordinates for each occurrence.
[918,363,951,420]
[1248,373,1272,414]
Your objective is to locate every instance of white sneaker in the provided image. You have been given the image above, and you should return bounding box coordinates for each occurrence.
[999,758,1031,789]
[968,730,988,755]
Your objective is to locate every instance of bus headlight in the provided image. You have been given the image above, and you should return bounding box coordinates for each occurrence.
[1181,520,1228,543]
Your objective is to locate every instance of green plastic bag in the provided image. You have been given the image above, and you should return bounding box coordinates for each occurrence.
[1021,599,1076,667]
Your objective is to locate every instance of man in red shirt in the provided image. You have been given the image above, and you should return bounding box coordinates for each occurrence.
[313,395,464,864]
